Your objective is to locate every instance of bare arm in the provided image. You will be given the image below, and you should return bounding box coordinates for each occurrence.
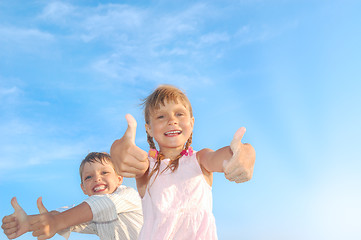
[197,146,233,172]
[29,201,92,240]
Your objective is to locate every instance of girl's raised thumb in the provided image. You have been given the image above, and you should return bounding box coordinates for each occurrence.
[125,113,137,144]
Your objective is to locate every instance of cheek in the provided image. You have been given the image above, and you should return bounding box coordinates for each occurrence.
[152,124,163,135]
[85,182,92,189]
[147,123,159,137]
[81,183,91,195]
[185,120,194,130]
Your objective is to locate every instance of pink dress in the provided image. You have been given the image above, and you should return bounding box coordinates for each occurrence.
[138,151,218,240]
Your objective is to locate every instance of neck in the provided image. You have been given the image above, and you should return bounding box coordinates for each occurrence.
[159,147,183,160]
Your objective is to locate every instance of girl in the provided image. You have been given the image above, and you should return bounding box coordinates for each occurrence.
[111,85,255,240]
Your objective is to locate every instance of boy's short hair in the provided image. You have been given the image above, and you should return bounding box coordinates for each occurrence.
[79,152,116,182]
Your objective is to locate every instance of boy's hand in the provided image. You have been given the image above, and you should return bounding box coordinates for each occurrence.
[29,197,58,240]
[1,197,29,239]
[223,127,255,183]
[110,114,149,178]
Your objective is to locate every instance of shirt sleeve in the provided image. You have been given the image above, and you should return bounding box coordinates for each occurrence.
[57,222,98,239]
[84,186,142,223]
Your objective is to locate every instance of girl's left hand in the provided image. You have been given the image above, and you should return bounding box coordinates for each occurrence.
[223,127,255,183]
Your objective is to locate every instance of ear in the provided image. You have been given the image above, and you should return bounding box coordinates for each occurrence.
[190,116,195,129]
[145,123,153,137]
[80,183,89,196]
[117,175,123,187]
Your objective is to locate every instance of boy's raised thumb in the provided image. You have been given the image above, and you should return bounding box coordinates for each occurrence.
[10,197,23,212]
[124,114,137,144]
[37,197,48,214]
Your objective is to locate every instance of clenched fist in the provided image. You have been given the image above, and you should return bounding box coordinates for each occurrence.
[110,114,149,178]
[223,127,255,183]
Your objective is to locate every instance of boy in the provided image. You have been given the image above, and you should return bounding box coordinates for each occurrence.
[1,152,143,240]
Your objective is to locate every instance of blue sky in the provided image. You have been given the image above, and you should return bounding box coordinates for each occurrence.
[1,0,361,239]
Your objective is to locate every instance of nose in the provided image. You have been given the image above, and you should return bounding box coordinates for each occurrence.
[168,115,178,125]
[94,174,102,182]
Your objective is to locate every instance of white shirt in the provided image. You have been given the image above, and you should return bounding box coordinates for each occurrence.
[58,185,143,240]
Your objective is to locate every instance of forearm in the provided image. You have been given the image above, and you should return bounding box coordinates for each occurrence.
[52,202,93,232]
[198,147,233,173]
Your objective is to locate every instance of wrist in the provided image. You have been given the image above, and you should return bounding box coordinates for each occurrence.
[52,213,68,233]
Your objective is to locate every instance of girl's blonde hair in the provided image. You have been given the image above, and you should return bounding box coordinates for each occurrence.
[142,85,193,182]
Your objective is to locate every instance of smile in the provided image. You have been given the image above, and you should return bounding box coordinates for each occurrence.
[93,185,107,192]
[164,130,182,136]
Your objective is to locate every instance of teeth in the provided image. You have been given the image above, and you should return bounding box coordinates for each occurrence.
[94,185,106,192]
[165,130,181,135]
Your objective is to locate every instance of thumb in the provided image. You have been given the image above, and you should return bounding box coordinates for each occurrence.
[124,114,137,144]
[37,197,48,214]
[230,127,246,153]
[223,127,246,170]
[11,197,23,213]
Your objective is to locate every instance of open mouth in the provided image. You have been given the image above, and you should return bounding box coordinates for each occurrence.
[93,184,107,193]
[164,130,182,136]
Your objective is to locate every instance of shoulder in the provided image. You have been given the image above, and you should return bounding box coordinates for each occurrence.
[114,185,140,198]
[196,148,214,164]
[196,149,214,186]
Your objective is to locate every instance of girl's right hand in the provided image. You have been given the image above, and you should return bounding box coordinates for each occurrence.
[110,114,149,178]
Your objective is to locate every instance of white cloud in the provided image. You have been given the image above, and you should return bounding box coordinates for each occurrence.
[199,32,230,45]
[0,80,25,107]
[0,86,22,103]
[0,26,55,55]
[242,20,299,45]
[0,27,54,43]
[79,5,145,43]
[0,139,89,171]
[38,1,75,22]
[0,86,19,95]
[0,119,33,135]
[35,2,211,48]
[2,2,270,86]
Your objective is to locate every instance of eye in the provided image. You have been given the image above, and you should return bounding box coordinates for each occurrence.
[157,115,164,119]
[84,175,91,181]
[176,112,184,116]
[102,171,110,175]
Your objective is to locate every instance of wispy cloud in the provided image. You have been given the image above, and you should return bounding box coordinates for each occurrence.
[30,2,222,85]
[0,134,90,171]
[199,32,230,45]
[0,86,19,95]
[0,26,55,55]
[38,1,75,22]
[0,78,25,109]
[0,86,22,104]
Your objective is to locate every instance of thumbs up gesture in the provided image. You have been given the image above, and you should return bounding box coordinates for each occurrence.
[36,197,49,214]
[29,197,60,240]
[110,114,149,178]
[223,127,256,183]
[1,197,29,239]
